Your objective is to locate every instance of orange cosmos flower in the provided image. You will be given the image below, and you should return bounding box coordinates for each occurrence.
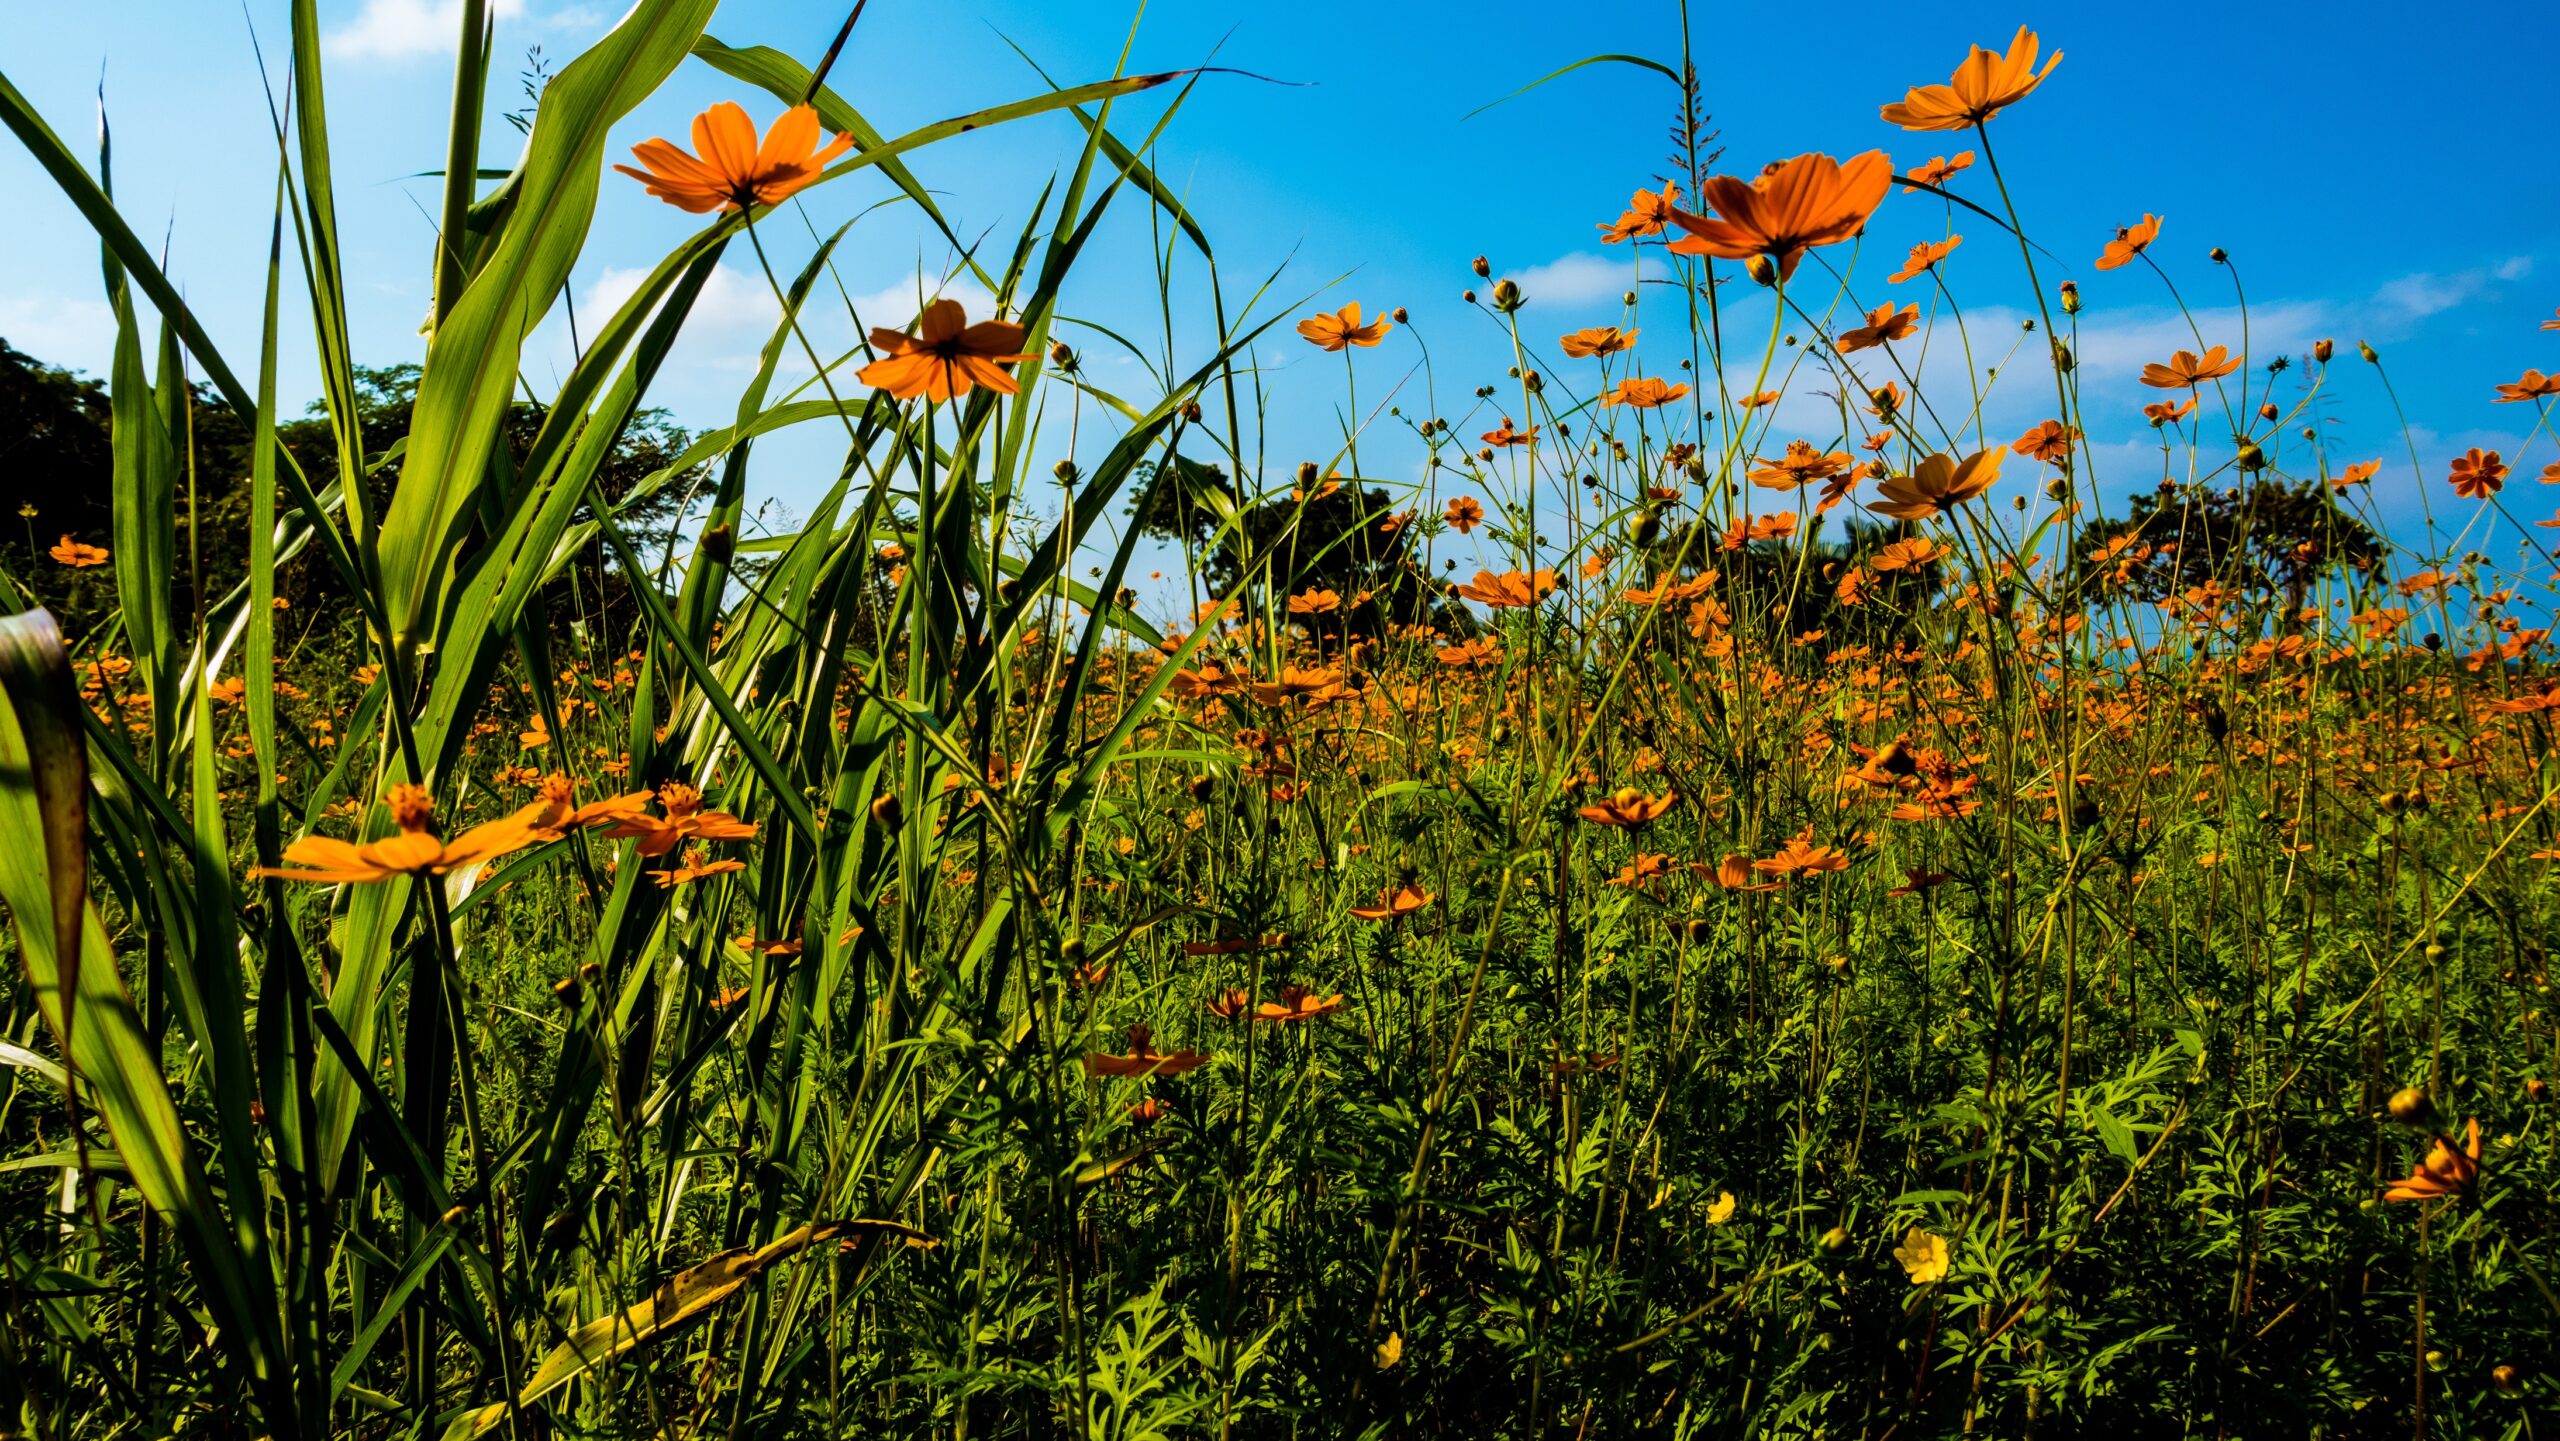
[1879,26,2062,131]
[2332,460,2380,490]
[1665,151,1893,282]
[2494,369,2560,403]
[1482,416,1538,447]
[2543,307,2560,332]
[1889,236,1962,284]
[1606,853,1679,889]
[1085,1022,1208,1078]
[613,102,853,214]
[1454,568,1560,608]
[1560,325,1638,358]
[1286,588,1341,616]
[1869,536,1942,573]
[1298,302,1392,351]
[1249,665,1348,706]
[1252,984,1346,1023]
[1836,301,1919,352]
[857,299,1038,402]
[48,535,108,568]
[2383,1119,2482,1202]
[1870,448,2004,520]
[1741,388,1785,411]
[2142,396,2199,427]
[1436,636,1502,669]
[520,772,655,842]
[1753,832,1850,877]
[1350,883,1436,920]
[250,784,535,884]
[1604,375,1692,409]
[2095,214,2162,271]
[654,847,746,889]
[1444,495,1485,533]
[1707,853,1783,892]
[600,781,758,858]
[1902,151,1975,191]
[1748,440,1852,490]
[1600,180,1681,243]
[1864,383,1903,417]
[2139,346,2241,389]
[2449,449,2508,499]
[1577,786,1676,827]
[2011,419,2077,465]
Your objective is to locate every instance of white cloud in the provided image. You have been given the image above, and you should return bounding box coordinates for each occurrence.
[1508,252,1638,308]
[2494,255,2535,282]
[584,262,777,335]
[324,0,526,63]
[0,293,118,375]
[848,275,997,330]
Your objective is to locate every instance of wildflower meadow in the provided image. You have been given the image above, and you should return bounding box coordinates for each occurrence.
[0,5,2556,1437]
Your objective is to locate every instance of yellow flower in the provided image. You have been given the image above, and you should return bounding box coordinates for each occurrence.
[1706,1191,1737,1226]
[1894,1226,1950,1284]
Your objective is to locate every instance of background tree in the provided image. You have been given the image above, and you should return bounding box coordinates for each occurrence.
[2063,477,2384,626]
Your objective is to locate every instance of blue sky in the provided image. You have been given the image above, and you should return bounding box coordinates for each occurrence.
[3,1,2556,605]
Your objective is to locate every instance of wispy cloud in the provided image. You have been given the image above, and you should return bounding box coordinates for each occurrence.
[2366,256,2533,327]
[324,0,526,63]
[1508,252,1638,308]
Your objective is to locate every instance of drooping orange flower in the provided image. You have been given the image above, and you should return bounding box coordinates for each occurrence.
[1560,325,1638,358]
[1297,303,1392,351]
[1482,416,1538,447]
[1435,636,1502,669]
[1455,568,1560,608]
[250,785,534,884]
[2449,449,2508,499]
[2139,346,2241,390]
[1887,868,1952,898]
[1665,151,1893,282]
[1606,853,1679,889]
[1443,495,1486,533]
[1870,449,2004,520]
[1085,1022,1208,1078]
[2142,396,2199,427]
[1748,440,1852,490]
[2332,460,2381,490]
[600,781,758,858]
[857,299,1038,402]
[1604,376,1692,409]
[1349,883,1436,921]
[2095,214,2162,271]
[1707,853,1782,892]
[2011,419,2078,465]
[1879,26,2062,132]
[1889,236,1962,284]
[2543,307,2560,332]
[48,535,108,568]
[1864,383,1903,417]
[1902,152,1975,191]
[1836,302,1919,353]
[2494,369,2560,403]
[1600,180,1681,243]
[1577,786,1676,827]
[2383,1119,2482,1202]
[1252,984,1346,1023]
[613,102,853,214]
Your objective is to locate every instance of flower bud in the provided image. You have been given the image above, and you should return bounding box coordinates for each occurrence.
[1392,306,1409,323]
[2358,340,2379,364]
[2386,1085,2435,1126]
[2313,338,2334,363]
[2491,1364,2522,1394]
[2058,280,2080,315]
[1297,460,1320,485]
[1744,255,1778,287]
[1048,340,1076,369]
[2527,1077,2550,1105]
[1054,458,1080,484]
[1181,399,1202,423]
[552,974,582,1005]
[1471,255,1491,279]
[1188,773,1216,803]
[1461,289,1476,304]
[2209,247,2229,263]
[699,521,735,564]
[2050,340,2074,374]
[871,792,905,829]
[1622,289,1638,307]
[1491,278,1523,312]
